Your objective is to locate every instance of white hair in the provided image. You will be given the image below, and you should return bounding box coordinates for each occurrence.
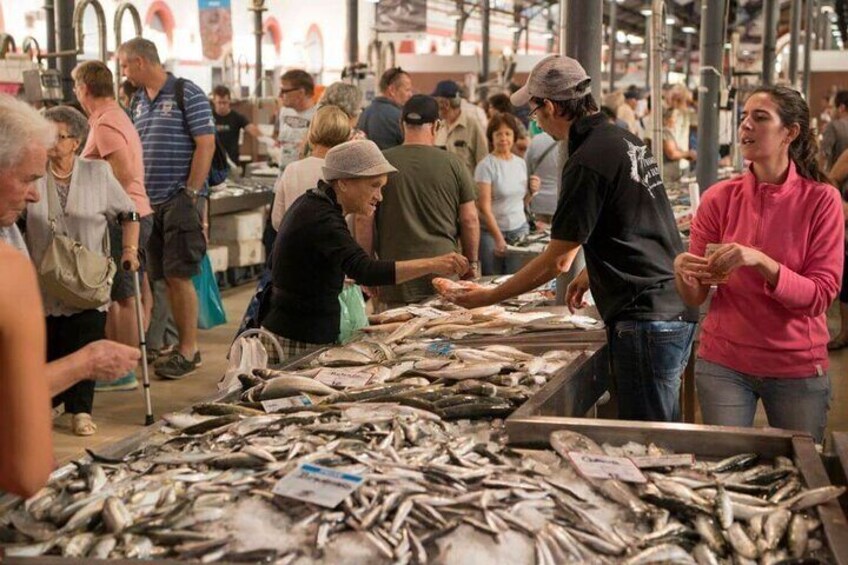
[0,95,56,170]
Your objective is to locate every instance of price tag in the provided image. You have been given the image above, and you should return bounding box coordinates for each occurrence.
[315,368,372,388]
[261,394,313,412]
[568,452,647,483]
[272,463,364,508]
[630,454,695,469]
[407,306,446,319]
[425,341,455,358]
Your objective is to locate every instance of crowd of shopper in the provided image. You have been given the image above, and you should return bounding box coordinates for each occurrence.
[4,38,848,499]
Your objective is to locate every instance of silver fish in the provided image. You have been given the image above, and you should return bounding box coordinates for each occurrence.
[692,543,720,565]
[787,513,808,558]
[786,485,846,512]
[102,497,132,533]
[726,522,758,559]
[624,543,696,565]
[88,535,117,559]
[714,484,733,530]
[763,508,792,550]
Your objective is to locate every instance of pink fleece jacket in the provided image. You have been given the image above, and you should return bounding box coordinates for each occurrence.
[690,162,844,377]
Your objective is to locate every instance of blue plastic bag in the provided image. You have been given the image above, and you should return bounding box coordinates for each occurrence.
[193,255,227,329]
[338,284,368,343]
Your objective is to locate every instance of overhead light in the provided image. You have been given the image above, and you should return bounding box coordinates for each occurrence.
[821,4,834,12]
[724,42,732,49]
[639,52,649,59]
[628,34,645,45]
[666,17,676,25]
[681,26,696,34]
[616,30,627,42]
[543,31,555,39]
[742,49,751,55]
[640,9,653,16]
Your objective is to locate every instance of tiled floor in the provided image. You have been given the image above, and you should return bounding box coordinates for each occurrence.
[51,287,848,463]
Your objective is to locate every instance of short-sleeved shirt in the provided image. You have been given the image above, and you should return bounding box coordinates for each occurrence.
[376,145,477,304]
[474,153,528,232]
[525,132,559,215]
[214,110,250,165]
[132,74,215,204]
[277,105,316,168]
[435,109,488,179]
[551,112,698,325]
[357,96,403,150]
[83,99,153,217]
[822,118,848,170]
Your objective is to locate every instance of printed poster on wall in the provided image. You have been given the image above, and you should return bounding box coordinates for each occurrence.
[198,0,233,60]
[376,0,427,40]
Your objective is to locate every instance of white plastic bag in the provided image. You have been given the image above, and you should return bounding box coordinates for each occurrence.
[219,329,282,393]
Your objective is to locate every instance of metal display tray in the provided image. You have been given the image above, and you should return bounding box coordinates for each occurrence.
[505,417,848,564]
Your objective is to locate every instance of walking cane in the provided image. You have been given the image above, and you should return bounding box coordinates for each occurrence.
[126,261,155,426]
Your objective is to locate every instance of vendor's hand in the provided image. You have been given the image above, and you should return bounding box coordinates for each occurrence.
[449,286,497,309]
[674,252,711,286]
[121,249,140,272]
[461,260,482,281]
[82,340,141,382]
[706,243,763,277]
[528,175,541,196]
[565,269,590,313]
[494,237,508,257]
[431,252,470,277]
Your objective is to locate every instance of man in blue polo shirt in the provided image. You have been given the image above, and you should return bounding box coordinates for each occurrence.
[118,38,215,379]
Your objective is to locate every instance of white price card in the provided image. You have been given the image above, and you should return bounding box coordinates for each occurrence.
[272,463,364,508]
[568,452,647,483]
[261,394,313,413]
[315,369,372,388]
[630,454,695,469]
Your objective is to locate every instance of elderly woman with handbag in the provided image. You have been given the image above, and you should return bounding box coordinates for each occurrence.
[24,106,138,436]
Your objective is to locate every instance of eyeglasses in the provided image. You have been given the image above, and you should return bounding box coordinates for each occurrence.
[279,87,302,96]
[57,134,77,140]
[528,102,544,119]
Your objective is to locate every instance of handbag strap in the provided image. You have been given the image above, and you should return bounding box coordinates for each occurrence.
[528,142,557,176]
[45,166,112,258]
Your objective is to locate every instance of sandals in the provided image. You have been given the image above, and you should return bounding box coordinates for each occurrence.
[72,413,97,436]
[828,337,848,351]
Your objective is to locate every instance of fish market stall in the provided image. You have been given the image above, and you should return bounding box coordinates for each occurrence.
[504,228,551,268]
[505,416,848,563]
[208,178,274,217]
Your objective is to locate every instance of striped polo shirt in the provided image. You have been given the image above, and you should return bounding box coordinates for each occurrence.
[132,74,215,204]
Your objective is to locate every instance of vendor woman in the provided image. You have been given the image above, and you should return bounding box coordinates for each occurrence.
[263,140,469,358]
[674,86,843,443]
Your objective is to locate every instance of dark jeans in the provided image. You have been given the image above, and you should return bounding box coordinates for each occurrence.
[48,310,107,414]
[609,319,697,422]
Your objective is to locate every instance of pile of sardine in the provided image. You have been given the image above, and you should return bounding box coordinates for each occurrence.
[359,302,601,341]
[235,340,588,421]
[1,411,842,564]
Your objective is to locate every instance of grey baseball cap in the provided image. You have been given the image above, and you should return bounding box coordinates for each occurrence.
[510,55,592,107]
[322,140,398,181]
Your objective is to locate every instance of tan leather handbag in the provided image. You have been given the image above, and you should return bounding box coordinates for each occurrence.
[37,174,116,309]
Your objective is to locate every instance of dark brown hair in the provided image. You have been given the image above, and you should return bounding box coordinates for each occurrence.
[281,69,315,96]
[531,92,598,122]
[486,112,522,146]
[72,60,114,99]
[212,84,231,99]
[378,67,408,93]
[751,85,828,183]
[487,93,513,115]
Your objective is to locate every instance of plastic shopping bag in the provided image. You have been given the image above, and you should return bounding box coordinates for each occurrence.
[193,254,227,329]
[338,284,369,344]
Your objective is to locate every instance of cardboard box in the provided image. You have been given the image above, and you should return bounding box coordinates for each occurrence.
[226,239,265,267]
[207,245,229,273]
[210,210,264,243]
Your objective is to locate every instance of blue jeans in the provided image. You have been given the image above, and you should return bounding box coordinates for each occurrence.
[479,224,529,276]
[695,359,831,443]
[609,320,696,422]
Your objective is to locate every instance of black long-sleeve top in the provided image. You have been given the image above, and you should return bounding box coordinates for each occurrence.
[263,181,396,344]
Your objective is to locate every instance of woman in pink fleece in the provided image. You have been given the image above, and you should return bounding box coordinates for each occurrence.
[674,86,844,443]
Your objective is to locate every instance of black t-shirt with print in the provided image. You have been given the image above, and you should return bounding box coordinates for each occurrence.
[551,112,698,324]
[214,110,250,164]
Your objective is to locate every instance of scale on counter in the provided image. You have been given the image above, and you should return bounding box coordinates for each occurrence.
[22,68,63,103]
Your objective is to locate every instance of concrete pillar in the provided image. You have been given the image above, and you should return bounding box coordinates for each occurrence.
[762,0,779,85]
[567,0,603,101]
[789,0,802,87]
[684,30,693,88]
[56,0,76,101]
[250,0,266,96]
[802,0,815,98]
[45,0,57,70]
[481,0,490,99]
[559,0,567,55]
[696,0,725,193]
[644,14,651,92]
[347,0,358,68]
[608,0,617,92]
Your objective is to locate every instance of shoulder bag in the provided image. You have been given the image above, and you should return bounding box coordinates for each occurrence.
[37,172,116,309]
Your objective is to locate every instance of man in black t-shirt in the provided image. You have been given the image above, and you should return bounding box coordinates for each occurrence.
[452,55,697,423]
[211,85,261,166]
